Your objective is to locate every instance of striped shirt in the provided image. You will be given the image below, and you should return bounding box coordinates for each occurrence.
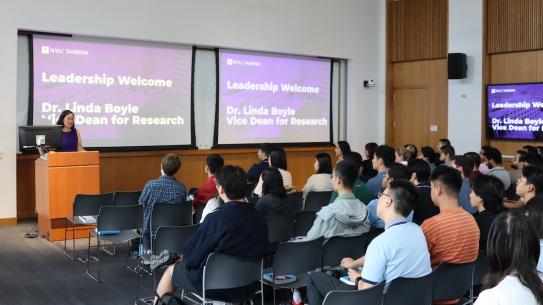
[421,207,480,267]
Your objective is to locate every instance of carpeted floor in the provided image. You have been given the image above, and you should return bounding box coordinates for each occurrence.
[0,221,154,305]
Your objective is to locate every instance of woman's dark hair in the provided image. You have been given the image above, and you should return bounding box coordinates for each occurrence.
[471,174,504,214]
[315,153,332,174]
[270,148,287,170]
[365,142,378,159]
[464,152,482,168]
[440,144,455,159]
[261,168,286,198]
[484,210,543,304]
[337,141,352,156]
[526,200,543,239]
[420,146,437,164]
[56,110,75,128]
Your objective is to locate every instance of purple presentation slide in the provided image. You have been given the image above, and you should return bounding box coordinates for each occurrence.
[33,35,193,148]
[217,50,332,145]
[487,83,543,140]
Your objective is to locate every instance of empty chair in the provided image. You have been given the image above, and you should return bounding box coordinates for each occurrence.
[150,203,193,250]
[294,211,317,237]
[265,215,295,244]
[264,237,325,305]
[64,192,114,260]
[383,273,433,305]
[185,253,264,305]
[86,204,143,282]
[322,234,368,269]
[112,190,142,206]
[323,282,385,305]
[432,262,474,303]
[304,191,333,212]
[285,191,303,215]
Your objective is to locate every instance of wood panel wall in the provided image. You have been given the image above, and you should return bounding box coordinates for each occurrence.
[388,0,448,62]
[487,0,543,54]
[16,147,335,219]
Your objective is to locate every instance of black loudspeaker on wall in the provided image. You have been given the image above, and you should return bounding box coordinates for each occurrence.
[448,53,467,79]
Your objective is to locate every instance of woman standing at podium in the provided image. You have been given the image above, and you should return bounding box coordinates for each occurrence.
[56,110,85,152]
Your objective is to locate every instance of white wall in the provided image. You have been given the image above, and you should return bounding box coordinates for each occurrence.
[448,0,484,154]
[0,0,387,219]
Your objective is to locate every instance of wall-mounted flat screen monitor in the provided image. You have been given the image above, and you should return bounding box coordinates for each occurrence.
[487,83,543,141]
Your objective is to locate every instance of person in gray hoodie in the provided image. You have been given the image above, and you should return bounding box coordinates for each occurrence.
[304,160,370,240]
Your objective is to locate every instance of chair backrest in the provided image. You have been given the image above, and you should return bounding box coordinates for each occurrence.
[73,193,114,216]
[112,190,142,206]
[154,225,199,255]
[304,191,333,212]
[285,191,303,215]
[97,204,143,231]
[322,234,368,267]
[265,215,295,244]
[323,282,384,305]
[203,253,262,290]
[294,211,317,237]
[383,273,433,305]
[194,203,205,224]
[472,251,490,286]
[273,237,324,277]
[151,203,192,231]
[432,262,474,301]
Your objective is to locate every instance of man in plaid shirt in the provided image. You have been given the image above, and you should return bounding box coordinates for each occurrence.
[139,154,186,250]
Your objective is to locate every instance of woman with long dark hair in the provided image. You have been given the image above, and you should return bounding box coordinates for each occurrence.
[255,168,288,217]
[475,210,543,304]
[56,110,85,151]
[334,141,351,162]
[301,152,333,199]
[361,142,378,182]
[253,147,293,197]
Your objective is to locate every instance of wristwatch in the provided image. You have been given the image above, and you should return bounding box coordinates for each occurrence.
[355,276,363,287]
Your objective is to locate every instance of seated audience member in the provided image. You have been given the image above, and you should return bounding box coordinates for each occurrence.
[139,154,186,251]
[469,175,505,251]
[510,150,527,179]
[516,165,543,207]
[439,144,455,167]
[464,151,482,182]
[307,180,431,305]
[367,163,414,229]
[419,146,437,172]
[523,145,540,157]
[525,154,543,169]
[255,168,288,217]
[304,160,370,240]
[302,152,333,199]
[422,165,479,268]
[479,146,492,175]
[395,147,412,165]
[436,138,451,155]
[404,144,418,162]
[329,152,373,205]
[246,143,272,185]
[253,147,293,197]
[335,140,352,162]
[452,155,477,214]
[484,147,512,191]
[360,142,378,182]
[154,166,269,303]
[408,159,439,225]
[474,210,543,305]
[192,154,224,208]
[367,145,396,198]
[526,201,543,273]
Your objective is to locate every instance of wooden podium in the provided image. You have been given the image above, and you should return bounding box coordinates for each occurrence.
[35,151,100,241]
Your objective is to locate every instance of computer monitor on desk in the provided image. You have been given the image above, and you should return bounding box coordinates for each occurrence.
[19,125,63,154]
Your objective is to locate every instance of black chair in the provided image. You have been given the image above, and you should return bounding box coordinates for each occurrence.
[304,191,333,211]
[432,262,474,303]
[323,282,384,305]
[187,253,263,305]
[293,211,317,237]
[86,204,143,282]
[194,203,205,224]
[265,215,295,244]
[64,192,114,260]
[285,191,303,215]
[470,251,490,302]
[112,190,142,206]
[383,273,433,305]
[264,237,325,305]
[150,203,193,250]
[321,234,368,269]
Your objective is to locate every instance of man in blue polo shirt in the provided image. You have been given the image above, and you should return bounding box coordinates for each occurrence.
[366,145,396,199]
[307,179,432,305]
